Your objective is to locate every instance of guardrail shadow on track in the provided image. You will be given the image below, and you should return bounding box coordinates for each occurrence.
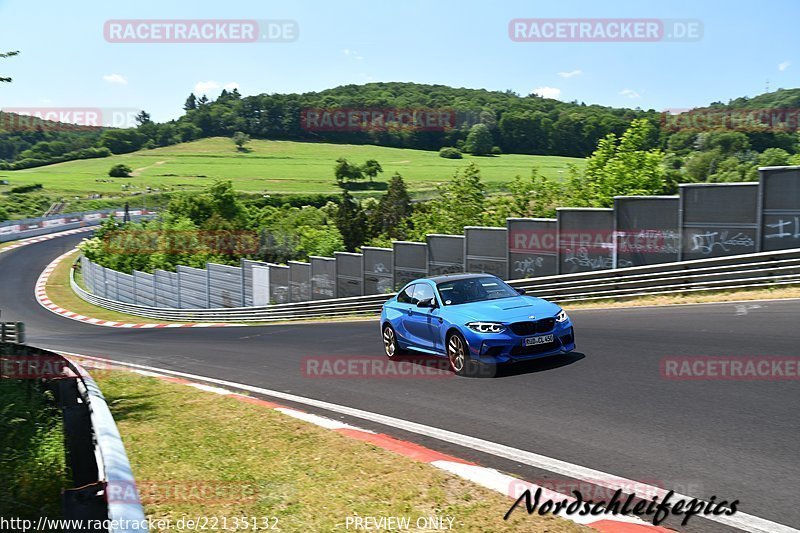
[0,338,147,533]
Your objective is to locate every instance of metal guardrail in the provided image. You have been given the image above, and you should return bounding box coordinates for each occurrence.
[0,342,147,532]
[0,210,155,244]
[0,321,25,343]
[70,248,800,322]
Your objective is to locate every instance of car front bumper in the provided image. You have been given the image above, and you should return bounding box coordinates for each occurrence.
[462,320,576,364]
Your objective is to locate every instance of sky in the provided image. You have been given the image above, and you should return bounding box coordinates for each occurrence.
[0,0,797,123]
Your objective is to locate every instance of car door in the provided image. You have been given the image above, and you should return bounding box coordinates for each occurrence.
[392,283,418,345]
[407,283,440,350]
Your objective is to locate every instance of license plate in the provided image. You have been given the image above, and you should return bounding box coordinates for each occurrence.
[524,334,554,346]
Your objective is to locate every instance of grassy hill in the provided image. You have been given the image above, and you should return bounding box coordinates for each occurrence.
[0,137,585,201]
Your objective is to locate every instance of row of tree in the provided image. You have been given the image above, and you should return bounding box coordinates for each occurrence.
[5,82,799,167]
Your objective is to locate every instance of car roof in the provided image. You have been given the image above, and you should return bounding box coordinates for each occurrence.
[425,273,500,284]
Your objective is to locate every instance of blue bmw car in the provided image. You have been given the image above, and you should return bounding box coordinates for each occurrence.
[380,273,575,376]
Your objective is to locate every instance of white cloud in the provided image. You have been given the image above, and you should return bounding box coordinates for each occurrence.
[619,88,641,99]
[558,70,582,78]
[194,80,239,94]
[103,73,127,85]
[778,60,791,72]
[343,48,364,60]
[532,86,561,99]
[194,80,220,94]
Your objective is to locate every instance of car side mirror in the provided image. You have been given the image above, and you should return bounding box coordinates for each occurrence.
[417,298,437,309]
[516,288,526,295]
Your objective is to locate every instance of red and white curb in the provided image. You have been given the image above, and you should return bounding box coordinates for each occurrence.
[0,226,95,255]
[67,352,676,533]
[35,248,238,329]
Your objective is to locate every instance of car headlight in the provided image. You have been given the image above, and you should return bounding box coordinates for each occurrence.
[556,310,569,323]
[467,322,506,334]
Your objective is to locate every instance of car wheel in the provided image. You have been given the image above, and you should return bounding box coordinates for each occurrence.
[447,332,471,376]
[382,324,405,358]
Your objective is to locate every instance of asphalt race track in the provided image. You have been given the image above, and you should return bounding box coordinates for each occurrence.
[2,233,798,532]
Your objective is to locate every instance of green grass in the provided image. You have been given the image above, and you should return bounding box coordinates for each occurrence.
[0,379,69,519]
[97,369,586,532]
[0,137,585,200]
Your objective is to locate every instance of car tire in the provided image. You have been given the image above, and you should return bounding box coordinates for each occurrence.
[382,324,405,358]
[446,331,474,376]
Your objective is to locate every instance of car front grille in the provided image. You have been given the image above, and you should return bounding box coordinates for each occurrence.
[509,318,556,336]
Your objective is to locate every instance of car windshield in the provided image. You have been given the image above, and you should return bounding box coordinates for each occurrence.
[436,277,519,305]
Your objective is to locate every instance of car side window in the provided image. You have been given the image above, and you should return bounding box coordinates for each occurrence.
[412,283,435,304]
[397,284,417,304]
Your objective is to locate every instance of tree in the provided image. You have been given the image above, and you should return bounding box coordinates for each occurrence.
[232,131,251,151]
[406,163,486,238]
[371,173,412,239]
[98,128,146,154]
[135,110,152,125]
[0,50,19,83]
[166,180,248,228]
[684,150,721,182]
[569,118,667,207]
[109,163,132,177]
[336,189,366,251]
[361,159,383,182]
[333,157,363,185]
[463,123,494,155]
[759,147,791,167]
[507,168,562,218]
[183,93,198,111]
[700,131,750,154]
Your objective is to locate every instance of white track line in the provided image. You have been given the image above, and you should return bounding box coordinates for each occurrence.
[59,351,798,533]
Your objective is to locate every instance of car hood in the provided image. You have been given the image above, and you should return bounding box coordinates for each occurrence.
[443,296,561,323]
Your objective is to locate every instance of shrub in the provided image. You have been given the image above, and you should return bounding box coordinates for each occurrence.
[8,183,43,194]
[491,146,502,155]
[109,164,133,178]
[439,147,463,159]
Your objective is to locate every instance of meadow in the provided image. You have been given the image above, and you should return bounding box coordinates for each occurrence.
[0,137,585,202]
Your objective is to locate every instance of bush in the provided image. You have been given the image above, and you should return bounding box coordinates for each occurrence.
[232,131,251,151]
[2,147,111,170]
[491,146,502,155]
[439,147,463,159]
[109,164,133,178]
[8,183,43,194]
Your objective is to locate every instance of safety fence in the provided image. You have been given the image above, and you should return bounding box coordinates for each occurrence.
[0,208,154,243]
[72,247,800,322]
[78,166,800,311]
[0,340,147,532]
